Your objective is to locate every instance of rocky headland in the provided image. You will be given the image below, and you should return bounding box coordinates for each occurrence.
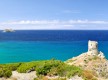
[66,40,108,80]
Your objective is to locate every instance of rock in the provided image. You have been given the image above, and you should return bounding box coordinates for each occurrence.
[68,75,83,80]
[11,71,36,80]
[98,51,105,58]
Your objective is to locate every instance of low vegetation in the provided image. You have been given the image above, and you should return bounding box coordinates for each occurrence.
[16,59,82,78]
[82,70,97,80]
[0,59,98,80]
[0,65,12,78]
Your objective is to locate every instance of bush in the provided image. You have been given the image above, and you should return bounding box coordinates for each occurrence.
[92,56,99,60]
[65,65,82,78]
[34,78,39,80]
[4,63,21,71]
[36,60,63,76]
[0,59,84,79]
[84,59,88,63]
[3,69,12,78]
[0,67,12,78]
[17,62,37,73]
[36,59,82,78]
[17,60,48,73]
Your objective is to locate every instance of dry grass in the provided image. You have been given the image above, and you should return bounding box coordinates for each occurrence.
[82,70,97,80]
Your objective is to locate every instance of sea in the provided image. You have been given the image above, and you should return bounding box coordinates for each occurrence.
[0,30,108,63]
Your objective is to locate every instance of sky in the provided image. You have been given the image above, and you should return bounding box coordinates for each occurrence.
[0,0,108,30]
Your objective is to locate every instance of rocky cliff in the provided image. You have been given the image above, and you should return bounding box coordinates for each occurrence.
[66,40,108,80]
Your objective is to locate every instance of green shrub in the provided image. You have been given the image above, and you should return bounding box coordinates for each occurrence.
[0,69,3,77]
[36,59,82,78]
[17,60,48,73]
[100,71,106,77]
[3,69,12,78]
[64,65,82,78]
[0,59,83,79]
[36,60,63,76]
[4,63,21,71]
[84,59,88,63]
[17,62,37,73]
[34,78,39,80]
[92,56,99,60]
[0,68,12,78]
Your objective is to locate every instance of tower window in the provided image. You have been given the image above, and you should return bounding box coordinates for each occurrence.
[91,44,92,46]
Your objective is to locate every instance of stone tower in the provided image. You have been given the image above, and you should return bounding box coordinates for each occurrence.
[88,40,99,55]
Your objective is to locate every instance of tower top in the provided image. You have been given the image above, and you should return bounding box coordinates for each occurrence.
[88,40,98,49]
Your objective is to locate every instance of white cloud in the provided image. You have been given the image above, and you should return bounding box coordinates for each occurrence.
[0,20,108,30]
[2,20,108,24]
[68,20,108,24]
[1,20,60,25]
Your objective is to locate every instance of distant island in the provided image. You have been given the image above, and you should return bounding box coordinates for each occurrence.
[3,29,15,32]
[0,40,108,80]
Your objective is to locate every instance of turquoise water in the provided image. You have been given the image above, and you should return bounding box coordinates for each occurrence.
[0,30,108,63]
[0,41,107,63]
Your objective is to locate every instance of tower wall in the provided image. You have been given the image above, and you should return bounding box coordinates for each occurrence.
[88,40,99,55]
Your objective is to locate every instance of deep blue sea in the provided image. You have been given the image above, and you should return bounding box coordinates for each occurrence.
[0,30,108,63]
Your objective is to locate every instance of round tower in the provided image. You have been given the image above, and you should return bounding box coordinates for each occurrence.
[88,40,99,55]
